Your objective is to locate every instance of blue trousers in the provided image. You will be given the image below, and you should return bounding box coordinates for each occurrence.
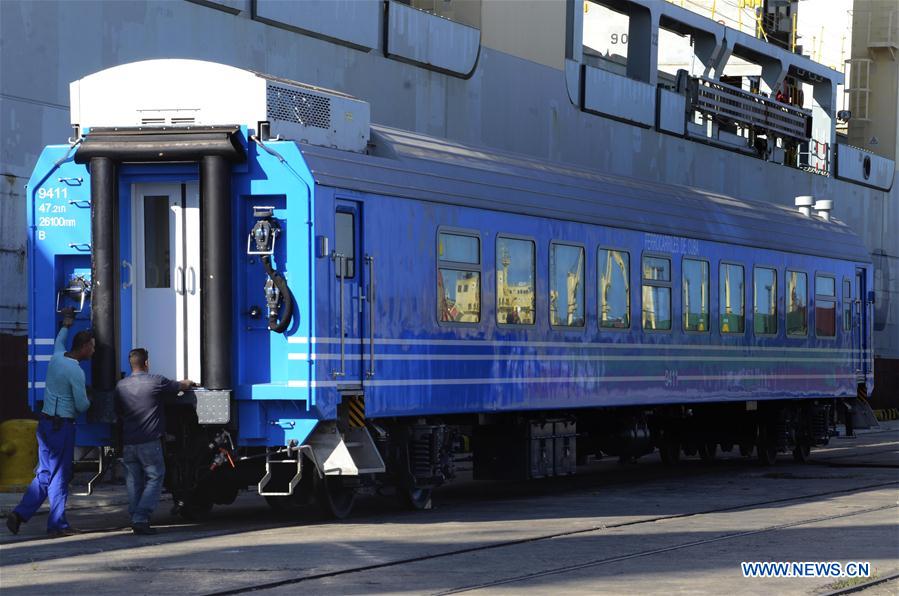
[14,418,75,532]
[122,439,166,525]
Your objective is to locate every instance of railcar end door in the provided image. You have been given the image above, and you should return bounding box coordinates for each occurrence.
[131,182,200,381]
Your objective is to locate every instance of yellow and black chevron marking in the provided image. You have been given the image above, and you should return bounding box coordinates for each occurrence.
[347,395,366,428]
[874,408,899,421]
[857,383,868,401]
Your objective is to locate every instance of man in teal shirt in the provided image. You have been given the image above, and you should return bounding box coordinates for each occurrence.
[6,309,95,538]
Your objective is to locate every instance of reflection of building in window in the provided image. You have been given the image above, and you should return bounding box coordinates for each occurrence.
[437,231,481,323]
[454,272,480,321]
[439,269,480,323]
[497,238,535,325]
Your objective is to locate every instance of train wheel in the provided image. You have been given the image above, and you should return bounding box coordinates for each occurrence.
[659,440,680,465]
[756,427,778,466]
[792,443,811,463]
[758,444,778,465]
[399,486,433,511]
[315,474,356,519]
[698,442,717,462]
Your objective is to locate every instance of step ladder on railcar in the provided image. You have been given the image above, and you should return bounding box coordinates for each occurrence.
[72,447,108,496]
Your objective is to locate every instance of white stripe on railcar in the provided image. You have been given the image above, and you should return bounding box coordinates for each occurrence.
[284,373,858,389]
[288,352,850,363]
[288,336,858,354]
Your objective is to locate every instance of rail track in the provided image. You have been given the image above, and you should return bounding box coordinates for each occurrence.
[205,479,899,596]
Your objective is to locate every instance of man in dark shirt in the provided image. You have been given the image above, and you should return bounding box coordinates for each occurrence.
[115,348,195,535]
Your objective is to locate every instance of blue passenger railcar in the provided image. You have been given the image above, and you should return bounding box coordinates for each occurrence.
[25,61,873,516]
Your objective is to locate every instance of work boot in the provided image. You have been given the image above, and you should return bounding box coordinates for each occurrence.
[47,526,81,538]
[131,523,157,535]
[6,512,21,535]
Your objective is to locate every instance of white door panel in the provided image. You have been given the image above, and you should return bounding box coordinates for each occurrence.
[183,183,201,381]
[132,182,201,382]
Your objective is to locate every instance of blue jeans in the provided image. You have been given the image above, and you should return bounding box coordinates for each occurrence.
[123,439,166,525]
[14,418,75,532]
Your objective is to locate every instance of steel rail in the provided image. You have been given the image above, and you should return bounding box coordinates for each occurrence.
[819,570,899,596]
[438,503,898,595]
[202,479,899,596]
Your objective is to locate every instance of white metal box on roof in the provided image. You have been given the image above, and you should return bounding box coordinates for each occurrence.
[69,59,370,152]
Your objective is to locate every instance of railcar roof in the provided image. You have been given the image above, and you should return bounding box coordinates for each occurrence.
[299,125,871,263]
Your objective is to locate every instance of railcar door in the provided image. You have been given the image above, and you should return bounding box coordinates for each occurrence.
[129,182,201,381]
[332,200,366,386]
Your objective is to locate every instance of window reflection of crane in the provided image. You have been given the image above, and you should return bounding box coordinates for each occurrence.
[498,245,535,324]
[549,248,583,326]
[566,249,584,325]
[643,264,664,330]
[600,250,629,327]
[683,263,707,331]
[722,266,736,332]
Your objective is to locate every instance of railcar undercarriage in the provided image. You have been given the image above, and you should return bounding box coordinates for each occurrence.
[158,397,844,520]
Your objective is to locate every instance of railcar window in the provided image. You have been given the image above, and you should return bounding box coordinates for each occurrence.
[550,243,585,327]
[334,211,355,278]
[843,280,852,332]
[683,258,709,332]
[786,270,808,337]
[143,196,171,289]
[815,274,836,337]
[816,276,835,296]
[719,263,745,333]
[599,248,630,329]
[438,232,480,323]
[497,237,535,325]
[440,233,479,264]
[642,255,671,331]
[753,267,778,335]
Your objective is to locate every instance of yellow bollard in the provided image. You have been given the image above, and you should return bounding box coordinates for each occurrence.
[0,419,39,492]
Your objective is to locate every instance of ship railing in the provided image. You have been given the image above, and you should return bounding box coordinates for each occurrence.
[688,77,812,143]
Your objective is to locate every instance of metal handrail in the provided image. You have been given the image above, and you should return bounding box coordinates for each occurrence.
[176,266,184,295]
[868,298,874,378]
[331,252,346,378]
[122,260,133,289]
[854,298,863,376]
[366,254,375,378]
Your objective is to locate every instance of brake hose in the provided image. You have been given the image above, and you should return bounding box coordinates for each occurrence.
[262,254,293,333]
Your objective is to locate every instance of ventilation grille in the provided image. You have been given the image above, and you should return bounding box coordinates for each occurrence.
[267,83,331,130]
[140,116,196,126]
